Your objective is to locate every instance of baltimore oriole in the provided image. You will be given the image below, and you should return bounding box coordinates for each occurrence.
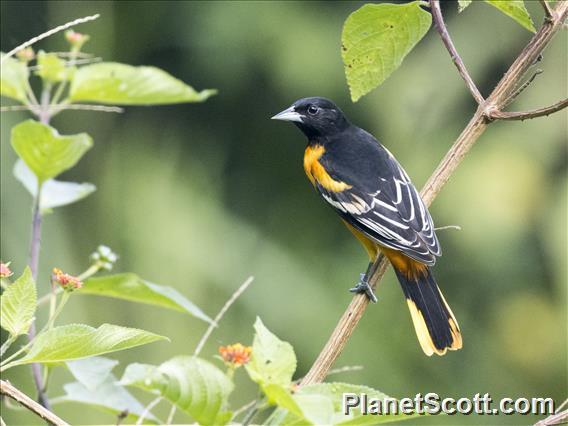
[272,97,462,356]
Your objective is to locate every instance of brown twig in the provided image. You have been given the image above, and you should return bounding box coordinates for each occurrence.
[539,0,554,18]
[429,0,485,105]
[0,380,69,426]
[489,98,568,121]
[301,0,568,386]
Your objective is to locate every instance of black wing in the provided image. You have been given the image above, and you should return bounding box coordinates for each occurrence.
[318,139,440,265]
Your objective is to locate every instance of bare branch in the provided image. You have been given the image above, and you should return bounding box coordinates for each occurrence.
[1,104,124,113]
[489,98,568,121]
[194,276,254,356]
[534,408,568,426]
[429,0,485,105]
[0,380,69,426]
[539,0,554,18]
[301,0,568,386]
[1,14,100,64]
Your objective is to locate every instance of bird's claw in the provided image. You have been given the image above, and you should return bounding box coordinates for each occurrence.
[349,274,378,303]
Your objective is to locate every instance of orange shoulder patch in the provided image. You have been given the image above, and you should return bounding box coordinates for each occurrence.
[304,145,352,193]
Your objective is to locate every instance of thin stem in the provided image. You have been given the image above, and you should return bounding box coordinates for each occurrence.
[26,182,50,410]
[301,0,568,386]
[28,183,43,281]
[166,405,177,425]
[502,69,543,108]
[0,380,69,426]
[539,0,554,18]
[429,0,485,105]
[241,402,260,426]
[489,98,568,121]
[194,276,254,356]
[1,104,124,113]
[232,400,257,421]
[136,396,162,425]
[1,14,99,63]
[0,335,18,357]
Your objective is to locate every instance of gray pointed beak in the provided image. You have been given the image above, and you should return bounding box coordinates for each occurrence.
[271,106,303,123]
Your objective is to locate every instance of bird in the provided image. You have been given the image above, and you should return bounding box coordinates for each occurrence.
[271,97,462,356]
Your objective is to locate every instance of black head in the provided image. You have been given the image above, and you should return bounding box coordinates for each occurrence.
[271,97,350,139]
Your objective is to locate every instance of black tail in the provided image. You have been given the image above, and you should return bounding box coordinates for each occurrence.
[393,266,462,356]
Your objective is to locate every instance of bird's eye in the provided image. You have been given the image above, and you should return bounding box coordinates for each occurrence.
[307,105,319,115]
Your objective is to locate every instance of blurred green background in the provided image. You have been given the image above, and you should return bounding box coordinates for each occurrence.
[1,1,566,425]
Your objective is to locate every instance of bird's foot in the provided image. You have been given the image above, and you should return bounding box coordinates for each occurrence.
[349,273,378,303]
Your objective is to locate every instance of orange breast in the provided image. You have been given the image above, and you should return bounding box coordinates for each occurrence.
[303,145,352,193]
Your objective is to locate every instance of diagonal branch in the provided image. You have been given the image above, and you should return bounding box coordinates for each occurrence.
[539,0,554,19]
[0,380,69,426]
[429,0,485,105]
[301,0,568,386]
[489,98,568,121]
[1,14,99,64]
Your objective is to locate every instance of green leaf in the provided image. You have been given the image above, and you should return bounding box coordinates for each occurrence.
[69,62,217,105]
[245,317,297,390]
[342,1,432,102]
[11,120,93,183]
[8,324,167,367]
[121,356,233,426]
[458,0,472,12]
[81,273,212,323]
[0,267,37,336]
[35,51,73,83]
[66,356,118,390]
[0,53,32,103]
[484,1,536,33]
[275,383,418,425]
[53,357,157,423]
[13,159,96,211]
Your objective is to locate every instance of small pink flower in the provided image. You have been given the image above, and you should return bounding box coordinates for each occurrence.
[65,30,90,49]
[0,262,13,278]
[52,268,82,291]
[16,47,35,62]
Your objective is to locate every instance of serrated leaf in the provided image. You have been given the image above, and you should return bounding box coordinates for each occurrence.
[13,159,96,211]
[0,267,37,336]
[245,317,297,390]
[342,1,432,102]
[7,324,167,367]
[11,120,92,183]
[485,1,536,33]
[121,356,233,426]
[54,356,157,422]
[81,273,212,323]
[35,51,73,83]
[458,0,472,12]
[66,356,118,390]
[1,52,32,103]
[69,62,216,105]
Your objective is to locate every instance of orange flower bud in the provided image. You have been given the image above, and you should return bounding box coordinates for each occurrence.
[52,267,83,291]
[218,343,252,367]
